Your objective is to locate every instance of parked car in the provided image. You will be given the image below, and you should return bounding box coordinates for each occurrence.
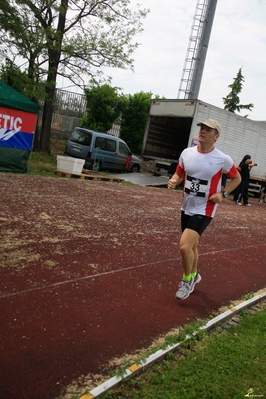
[64,127,141,172]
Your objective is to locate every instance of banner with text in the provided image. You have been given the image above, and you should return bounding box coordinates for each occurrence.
[0,107,37,150]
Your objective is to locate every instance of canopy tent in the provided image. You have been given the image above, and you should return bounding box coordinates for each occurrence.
[0,81,39,172]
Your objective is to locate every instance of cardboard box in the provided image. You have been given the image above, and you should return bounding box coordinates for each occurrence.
[57,156,85,174]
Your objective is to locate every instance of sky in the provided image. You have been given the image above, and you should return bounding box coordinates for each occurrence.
[58,0,266,121]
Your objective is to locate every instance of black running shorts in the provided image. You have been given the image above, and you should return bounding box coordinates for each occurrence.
[181,211,212,236]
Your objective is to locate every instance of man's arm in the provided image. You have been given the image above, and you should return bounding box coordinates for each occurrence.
[224,171,242,193]
[168,172,183,189]
[210,171,241,203]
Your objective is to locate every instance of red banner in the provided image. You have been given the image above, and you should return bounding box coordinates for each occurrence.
[0,107,37,150]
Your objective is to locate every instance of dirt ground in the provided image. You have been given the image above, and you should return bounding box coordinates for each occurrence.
[1,172,266,399]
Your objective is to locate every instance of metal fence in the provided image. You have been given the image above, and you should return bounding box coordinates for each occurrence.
[38,89,121,137]
[38,112,121,138]
[53,89,86,117]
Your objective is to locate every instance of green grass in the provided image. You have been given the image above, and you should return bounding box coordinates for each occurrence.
[28,151,58,176]
[28,138,66,176]
[100,306,266,399]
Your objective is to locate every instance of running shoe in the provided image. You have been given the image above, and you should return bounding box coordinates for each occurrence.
[190,273,202,293]
[175,278,194,300]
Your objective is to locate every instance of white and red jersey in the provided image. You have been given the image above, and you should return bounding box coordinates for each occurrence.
[176,145,238,217]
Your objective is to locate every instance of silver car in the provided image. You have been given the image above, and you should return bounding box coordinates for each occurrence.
[64,127,141,173]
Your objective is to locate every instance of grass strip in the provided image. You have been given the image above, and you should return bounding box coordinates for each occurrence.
[101,307,266,399]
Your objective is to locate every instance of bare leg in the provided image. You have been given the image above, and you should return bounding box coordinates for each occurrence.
[192,236,199,274]
[179,228,200,276]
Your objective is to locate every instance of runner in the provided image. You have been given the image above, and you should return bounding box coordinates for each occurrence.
[168,119,241,300]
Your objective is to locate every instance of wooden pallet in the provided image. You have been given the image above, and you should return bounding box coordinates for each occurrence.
[54,170,124,182]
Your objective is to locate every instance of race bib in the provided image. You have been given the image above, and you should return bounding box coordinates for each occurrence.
[185,175,208,197]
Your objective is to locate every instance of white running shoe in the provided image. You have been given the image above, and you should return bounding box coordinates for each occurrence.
[190,273,202,293]
[175,278,194,300]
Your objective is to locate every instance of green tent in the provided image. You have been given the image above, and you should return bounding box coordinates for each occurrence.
[0,81,39,114]
[0,81,39,172]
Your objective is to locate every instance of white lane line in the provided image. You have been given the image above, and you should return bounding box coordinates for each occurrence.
[1,242,266,299]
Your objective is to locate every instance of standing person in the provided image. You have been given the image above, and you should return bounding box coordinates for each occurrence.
[259,176,266,203]
[235,155,255,206]
[233,162,242,202]
[168,119,241,300]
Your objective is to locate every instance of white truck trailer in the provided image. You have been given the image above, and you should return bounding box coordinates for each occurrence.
[142,99,266,195]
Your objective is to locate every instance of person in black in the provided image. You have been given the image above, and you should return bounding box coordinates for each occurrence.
[235,154,255,206]
[259,177,266,203]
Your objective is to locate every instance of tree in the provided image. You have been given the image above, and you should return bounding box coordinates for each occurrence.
[0,3,47,100]
[82,84,123,132]
[0,0,149,153]
[0,59,38,99]
[223,68,254,114]
[119,91,152,154]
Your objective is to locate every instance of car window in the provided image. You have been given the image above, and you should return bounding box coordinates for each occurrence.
[95,137,116,152]
[119,142,130,155]
[95,137,105,149]
[70,129,92,145]
[105,139,116,152]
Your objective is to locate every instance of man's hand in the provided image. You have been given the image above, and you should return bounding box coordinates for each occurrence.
[209,192,223,204]
[168,172,183,190]
[168,178,178,189]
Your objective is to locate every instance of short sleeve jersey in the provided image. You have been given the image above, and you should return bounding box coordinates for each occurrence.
[176,145,238,217]
[239,161,250,181]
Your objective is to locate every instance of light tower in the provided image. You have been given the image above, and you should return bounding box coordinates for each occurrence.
[178,0,218,99]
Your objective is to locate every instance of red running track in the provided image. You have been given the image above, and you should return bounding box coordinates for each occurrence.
[0,173,266,399]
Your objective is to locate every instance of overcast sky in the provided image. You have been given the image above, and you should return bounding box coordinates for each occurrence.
[59,0,266,121]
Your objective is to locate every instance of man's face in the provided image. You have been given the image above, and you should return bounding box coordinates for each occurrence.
[198,125,219,144]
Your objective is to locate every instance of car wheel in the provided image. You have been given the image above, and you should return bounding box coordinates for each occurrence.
[130,164,140,173]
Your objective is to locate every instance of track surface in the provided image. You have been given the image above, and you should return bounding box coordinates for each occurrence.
[1,173,266,399]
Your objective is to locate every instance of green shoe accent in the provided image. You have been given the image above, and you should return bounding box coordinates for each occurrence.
[182,274,192,282]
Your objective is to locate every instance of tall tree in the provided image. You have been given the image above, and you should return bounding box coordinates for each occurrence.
[0,0,149,153]
[223,68,254,114]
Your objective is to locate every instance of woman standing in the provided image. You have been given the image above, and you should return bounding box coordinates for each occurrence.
[235,154,255,206]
